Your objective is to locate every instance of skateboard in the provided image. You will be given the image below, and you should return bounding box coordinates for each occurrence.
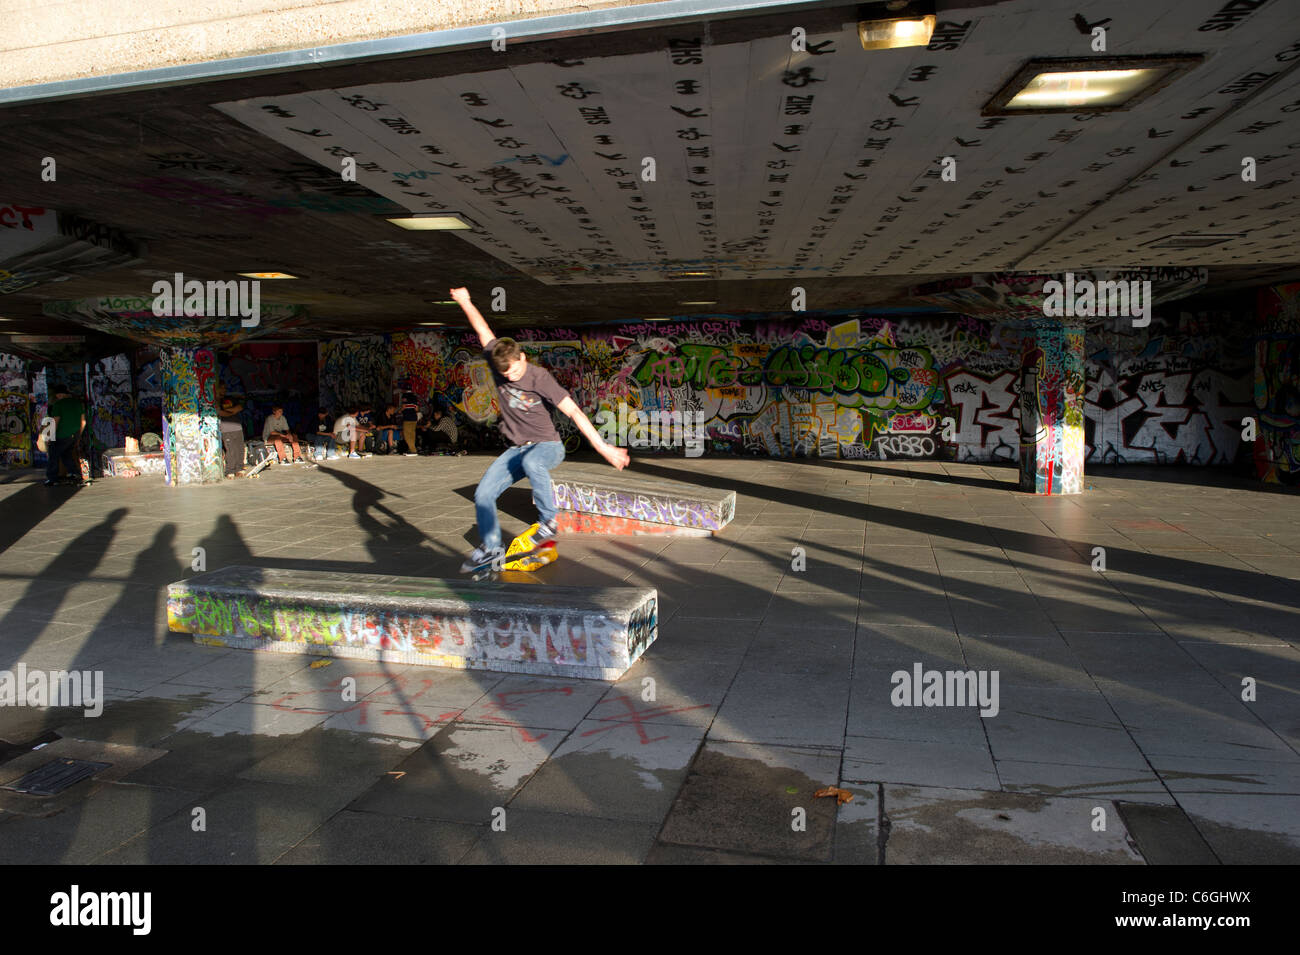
[465,523,558,580]
[245,453,275,478]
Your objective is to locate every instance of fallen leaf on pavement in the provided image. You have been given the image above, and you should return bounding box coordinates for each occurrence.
[814,786,854,805]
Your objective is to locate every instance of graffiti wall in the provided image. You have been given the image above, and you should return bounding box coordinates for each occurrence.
[222,341,318,436]
[135,348,163,436]
[0,353,30,468]
[1255,283,1300,485]
[319,335,391,418]
[1018,326,1085,495]
[1083,311,1255,466]
[160,346,224,485]
[87,353,134,463]
[380,310,1265,466]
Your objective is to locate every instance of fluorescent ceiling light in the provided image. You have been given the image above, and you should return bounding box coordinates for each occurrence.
[984,55,1203,115]
[665,270,716,279]
[237,271,298,279]
[429,300,457,305]
[387,215,472,231]
[859,15,935,50]
[680,301,717,305]
[418,322,446,326]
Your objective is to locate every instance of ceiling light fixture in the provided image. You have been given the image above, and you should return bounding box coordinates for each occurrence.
[680,301,717,306]
[857,1,935,50]
[387,214,473,231]
[237,271,298,279]
[1142,233,1243,249]
[984,55,1203,115]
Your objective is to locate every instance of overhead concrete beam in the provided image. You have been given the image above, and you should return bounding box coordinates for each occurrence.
[0,0,818,99]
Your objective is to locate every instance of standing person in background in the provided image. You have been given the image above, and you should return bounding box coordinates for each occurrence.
[262,403,302,464]
[450,285,629,571]
[218,390,247,478]
[400,391,420,457]
[43,384,86,487]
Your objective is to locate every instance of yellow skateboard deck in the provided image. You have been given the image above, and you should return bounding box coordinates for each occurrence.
[502,523,558,572]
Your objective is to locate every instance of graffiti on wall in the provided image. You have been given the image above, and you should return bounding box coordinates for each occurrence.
[222,341,318,435]
[377,311,1267,466]
[135,349,163,436]
[0,353,30,468]
[1256,283,1300,484]
[161,347,224,485]
[319,336,392,418]
[88,353,134,460]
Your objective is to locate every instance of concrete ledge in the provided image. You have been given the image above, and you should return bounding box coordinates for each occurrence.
[555,512,711,536]
[550,464,735,534]
[102,448,165,477]
[167,566,657,680]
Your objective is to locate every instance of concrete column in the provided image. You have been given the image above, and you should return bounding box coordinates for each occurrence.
[160,346,223,485]
[1018,323,1085,495]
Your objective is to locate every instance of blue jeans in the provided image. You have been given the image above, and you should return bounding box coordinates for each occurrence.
[475,441,565,549]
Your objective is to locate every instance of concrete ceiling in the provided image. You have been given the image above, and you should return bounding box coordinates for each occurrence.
[2,0,1299,347]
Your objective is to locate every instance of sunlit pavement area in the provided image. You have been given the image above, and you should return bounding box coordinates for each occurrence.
[0,454,1297,864]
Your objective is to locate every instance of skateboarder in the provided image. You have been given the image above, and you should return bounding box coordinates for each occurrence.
[450,286,629,572]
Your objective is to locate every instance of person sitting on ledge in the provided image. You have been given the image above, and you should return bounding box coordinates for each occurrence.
[333,407,361,458]
[262,404,302,464]
[429,406,462,454]
[308,408,334,457]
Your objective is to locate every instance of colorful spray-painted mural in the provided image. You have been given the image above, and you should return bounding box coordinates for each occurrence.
[0,353,31,468]
[379,310,1266,469]
[135,348,163,436]
[222,341,318,436]
[87,353,134,468]
[319,335,391,419]
[1017,325,1085,495]
[160,346,224,485]
[1255,283,1300,485]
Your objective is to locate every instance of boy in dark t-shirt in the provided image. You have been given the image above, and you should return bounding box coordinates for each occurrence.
[450,286,629,571]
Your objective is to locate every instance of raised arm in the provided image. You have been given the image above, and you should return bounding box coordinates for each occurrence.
[449,287,494,349]
[558,396,630,470]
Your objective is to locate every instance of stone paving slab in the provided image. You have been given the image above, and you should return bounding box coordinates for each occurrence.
[509,717,705,822]
[657,741,843,861]
[458,808,661,864]
[276,809,482,864]
[880,784,1145,864]
[345,723,566,824]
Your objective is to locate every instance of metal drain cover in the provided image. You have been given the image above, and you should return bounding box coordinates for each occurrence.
[1,758,111,795]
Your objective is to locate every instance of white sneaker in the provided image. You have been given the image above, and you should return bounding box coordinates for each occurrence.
[348,452,360,459]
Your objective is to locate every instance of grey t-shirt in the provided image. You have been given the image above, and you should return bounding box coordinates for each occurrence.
[484,339,569,446]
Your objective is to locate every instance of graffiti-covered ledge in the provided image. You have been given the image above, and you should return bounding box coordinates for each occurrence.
[167,566,659,680]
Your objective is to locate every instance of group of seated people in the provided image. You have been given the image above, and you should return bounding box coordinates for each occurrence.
[306,394,465,460]
[217,391,464,476]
